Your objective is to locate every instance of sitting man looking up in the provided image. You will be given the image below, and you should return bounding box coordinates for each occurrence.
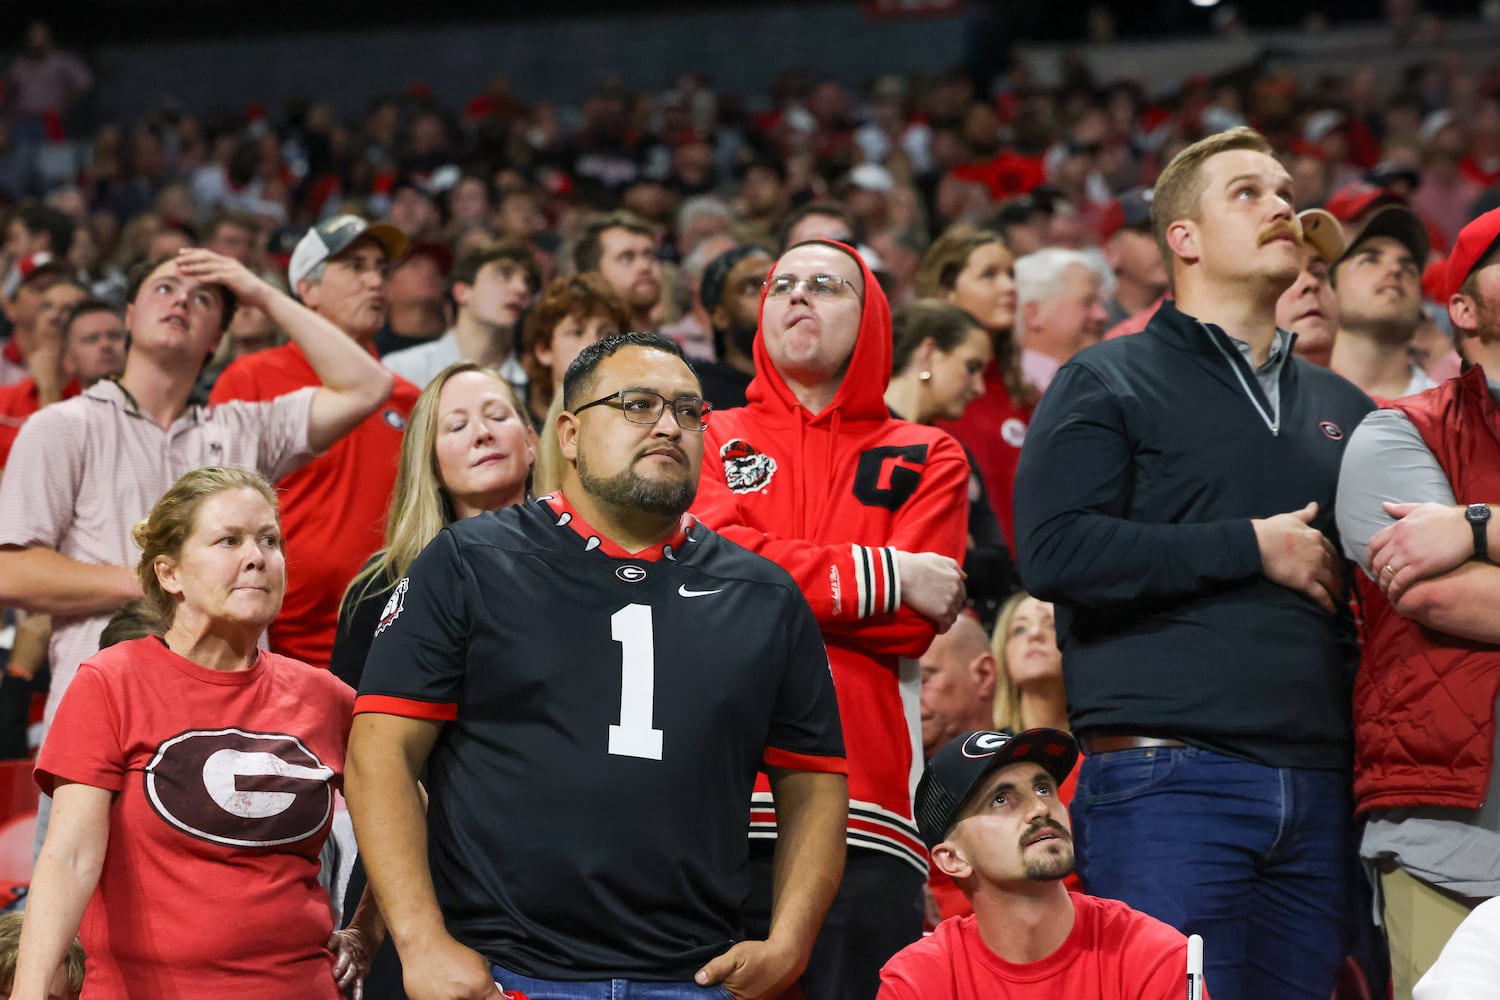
[880,728,1202,999]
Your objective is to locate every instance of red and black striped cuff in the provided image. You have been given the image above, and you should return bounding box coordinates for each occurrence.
[851,545,900,618]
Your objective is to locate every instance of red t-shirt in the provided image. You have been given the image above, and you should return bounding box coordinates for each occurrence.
[1460,154,1500,189]
[949,153,1047,201]
[880,893,1200,1000]
[36,637,354,999]
[937,359,1033,548]
[210,343,420,667]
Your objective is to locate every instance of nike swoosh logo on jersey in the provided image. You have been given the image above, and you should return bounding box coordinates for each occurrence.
[678,585,723,598]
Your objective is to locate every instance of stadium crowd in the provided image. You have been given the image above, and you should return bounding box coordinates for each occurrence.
[2,10,1500,1000]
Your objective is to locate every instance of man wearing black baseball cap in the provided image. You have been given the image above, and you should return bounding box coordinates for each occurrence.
[1334,204,1500,996]
[1329,204,1433,399]
[880,728,1200,999]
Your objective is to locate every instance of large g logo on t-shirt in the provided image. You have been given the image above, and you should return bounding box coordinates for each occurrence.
[144,728,334,847]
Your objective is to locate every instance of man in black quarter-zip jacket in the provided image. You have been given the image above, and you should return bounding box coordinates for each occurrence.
[1013,127,1373,1000]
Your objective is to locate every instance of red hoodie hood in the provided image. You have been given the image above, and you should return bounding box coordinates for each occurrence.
[747,239,892,424]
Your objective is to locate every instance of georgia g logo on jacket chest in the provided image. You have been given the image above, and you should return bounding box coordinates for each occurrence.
[853,444,929,511]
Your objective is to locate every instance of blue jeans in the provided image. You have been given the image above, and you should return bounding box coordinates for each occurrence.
[489,964,732,1000]
[1071,745,1350,1000]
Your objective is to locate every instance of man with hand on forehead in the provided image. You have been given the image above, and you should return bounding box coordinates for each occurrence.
[695,238,971,998]
[0,246,394,848]
[879,728,1202,1000]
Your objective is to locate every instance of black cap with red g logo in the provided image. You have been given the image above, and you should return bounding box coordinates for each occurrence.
[913,728,1078,850]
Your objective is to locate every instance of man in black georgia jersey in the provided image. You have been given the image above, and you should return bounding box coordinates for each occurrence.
[346,331,850,1000]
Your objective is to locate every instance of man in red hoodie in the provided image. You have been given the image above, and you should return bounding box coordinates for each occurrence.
[695,239,970,999]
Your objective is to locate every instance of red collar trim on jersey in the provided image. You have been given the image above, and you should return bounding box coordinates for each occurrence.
[540,492,694,562]
[2,338,21,364]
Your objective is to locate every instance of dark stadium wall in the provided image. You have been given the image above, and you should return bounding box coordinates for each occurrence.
[83,8,967,122]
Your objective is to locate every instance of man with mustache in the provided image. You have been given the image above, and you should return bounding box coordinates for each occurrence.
[347,332,849,1000]
[1014,127,1373,1000]
[211,215,422,669]
[1334,206,1500,997]
[1328,205,1433,400]
[0,247,395,850]
[691,244,773,410]
[879,729,1201,999]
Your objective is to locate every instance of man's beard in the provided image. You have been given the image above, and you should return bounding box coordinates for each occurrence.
[1474,296,1500,346]
[577,446,696,518]
[628,279,661,313]
[727,316,758,359]
[1020,821,1076,882]
[1023,848,1076,881]
[1347,303,1421,347]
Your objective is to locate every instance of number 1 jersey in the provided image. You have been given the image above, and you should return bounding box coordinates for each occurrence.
[356,493,846,981]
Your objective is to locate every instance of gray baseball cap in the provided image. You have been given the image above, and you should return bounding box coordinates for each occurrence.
[287,215,408,290]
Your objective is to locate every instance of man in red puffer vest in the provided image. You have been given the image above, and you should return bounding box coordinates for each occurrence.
[1335,206,1500,999]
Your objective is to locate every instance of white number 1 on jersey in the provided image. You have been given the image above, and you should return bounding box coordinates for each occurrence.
[608,603,664,760]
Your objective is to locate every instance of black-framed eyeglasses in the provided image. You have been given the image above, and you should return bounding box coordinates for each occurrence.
[763,273,859,298]
[572,388,711,432]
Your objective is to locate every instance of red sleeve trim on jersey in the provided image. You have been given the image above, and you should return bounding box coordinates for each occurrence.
[353,694,459,721]
[762,747,849,774]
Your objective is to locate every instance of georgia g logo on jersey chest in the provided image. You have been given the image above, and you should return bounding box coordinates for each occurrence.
[853,444,928,510]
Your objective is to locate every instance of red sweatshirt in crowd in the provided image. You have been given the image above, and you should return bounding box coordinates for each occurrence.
[694,240,970,873]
